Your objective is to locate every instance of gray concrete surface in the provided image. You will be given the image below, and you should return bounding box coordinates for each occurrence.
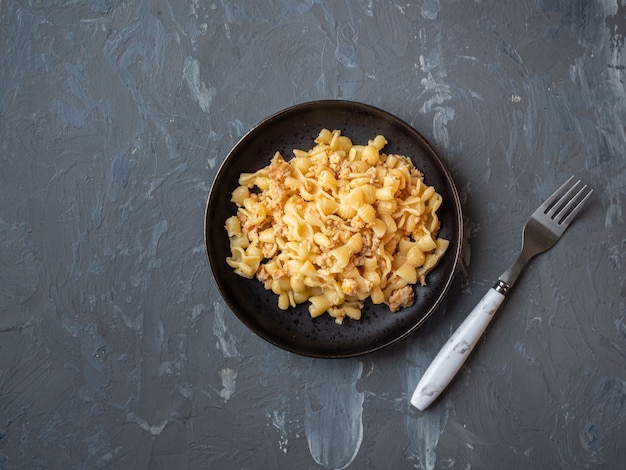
[1,1,625,468]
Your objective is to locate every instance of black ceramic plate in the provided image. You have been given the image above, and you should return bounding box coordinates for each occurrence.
[205,100,462,358]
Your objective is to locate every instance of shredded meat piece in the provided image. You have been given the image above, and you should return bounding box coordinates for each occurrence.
[247,228,259,244]
[273,221,288,238]
[359,229,382,258]
[388,286,415,313]
[268,154,291,180]
[261,243,277,258]
[265,155,291,210]
[237,211,255,234]
[256,266,273,290]
[316,252,334,270]
[328,151,344,170]
[350,215,366,229]
[328,151,351,179]
[410,167,423,178]
[341,279,358,296]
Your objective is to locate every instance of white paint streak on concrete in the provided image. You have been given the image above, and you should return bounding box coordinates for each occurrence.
[182,56,215,114]
[420,0,441,20]
[304,360,364,469]
[212,301,238,358]
[126,412,168,436]
[219,368,237,402]
[267,408,289,453]
[416,32,456,150]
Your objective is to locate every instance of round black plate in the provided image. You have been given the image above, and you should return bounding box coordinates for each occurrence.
[205,100,462,358]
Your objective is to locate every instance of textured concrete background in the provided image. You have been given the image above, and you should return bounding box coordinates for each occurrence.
[1,1,625,468]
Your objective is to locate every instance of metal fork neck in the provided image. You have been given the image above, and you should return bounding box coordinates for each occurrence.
[496,252,532,295]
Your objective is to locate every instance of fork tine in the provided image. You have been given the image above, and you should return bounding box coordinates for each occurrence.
[559,185,593,227]
[537,175,575,213]
[539,175,592,227]
[548,179,584,219]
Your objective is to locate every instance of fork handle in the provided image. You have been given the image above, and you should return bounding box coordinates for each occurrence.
[410,287,505,411]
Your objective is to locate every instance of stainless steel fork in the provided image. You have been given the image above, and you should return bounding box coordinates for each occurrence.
[411,176,593,411]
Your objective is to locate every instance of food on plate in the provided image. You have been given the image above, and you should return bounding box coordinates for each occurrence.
[225,128,448,324]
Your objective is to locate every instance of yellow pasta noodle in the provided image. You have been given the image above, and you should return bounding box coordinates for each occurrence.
[225,129,449,324]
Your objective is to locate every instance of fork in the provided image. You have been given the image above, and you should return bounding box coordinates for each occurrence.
[410,176,593,411]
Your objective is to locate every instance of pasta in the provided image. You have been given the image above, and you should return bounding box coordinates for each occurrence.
[225,128,449,324]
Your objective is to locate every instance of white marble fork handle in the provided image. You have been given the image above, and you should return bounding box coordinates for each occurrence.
[410,287,505,411]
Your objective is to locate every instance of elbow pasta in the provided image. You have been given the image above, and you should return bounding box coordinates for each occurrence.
[225,128,449,324]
